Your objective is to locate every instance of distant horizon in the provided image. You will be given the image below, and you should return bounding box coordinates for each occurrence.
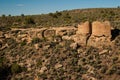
[0,7,119,17]
[0,0,120,16]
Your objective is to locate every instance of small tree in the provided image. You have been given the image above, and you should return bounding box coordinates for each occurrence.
[117,6,120,8]
[24,17,35,24]
[2,14,6,18]
[8,14,11,17]
[21,14,24,17]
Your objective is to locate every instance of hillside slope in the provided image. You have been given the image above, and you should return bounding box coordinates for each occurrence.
[0,8,120,29]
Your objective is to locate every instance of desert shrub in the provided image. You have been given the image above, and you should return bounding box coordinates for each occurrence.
[81,58,86,62]
[11,63,22,74]
[112,56,119,62]
[20,40,27,46]
[71,58,78,66]
[88,55,94,60]
[106,66,117,75]
[116,69,120,75]
[86,46,94,55]
[114,36,120,46]
[38,43,42,48]
[39,73,47,79]
[6,38,17,49]
[0,27,11,31]
[24,17,35,24]
[6,38,16,45]
[100,66,107,74]
[32,37,41,44]
[0,57,5,71]
[37,59,42,67]
[64,40,74,50]
[50,13,58,18]
[49,41,59,48]
[0,57,11,79]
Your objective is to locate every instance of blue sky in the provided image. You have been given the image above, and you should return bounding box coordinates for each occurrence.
[0,0,120,16]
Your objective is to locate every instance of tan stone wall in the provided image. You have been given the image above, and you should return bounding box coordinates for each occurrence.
[1,21,112,47]
[92,21,111,37]
[73,21,112,46]
[77,21,91,34]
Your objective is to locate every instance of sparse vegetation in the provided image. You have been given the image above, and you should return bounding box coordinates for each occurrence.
[11,63,22,74]
[0,8,120,80]
[0,8,120,29]
[31,37,41,44]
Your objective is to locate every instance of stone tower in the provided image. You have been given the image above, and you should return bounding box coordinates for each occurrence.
[88,21,111,47]
[74,21,91,45]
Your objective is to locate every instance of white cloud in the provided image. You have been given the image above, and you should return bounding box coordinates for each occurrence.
[16,4,24,7]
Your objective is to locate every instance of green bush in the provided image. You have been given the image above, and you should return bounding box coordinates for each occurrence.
[11,63,22,74]
[24,17,35,24]
[106,66,116,75]
[37,59,42,67]
[100,66,107,73]
[20,40,27,46]
[32,37,41,44]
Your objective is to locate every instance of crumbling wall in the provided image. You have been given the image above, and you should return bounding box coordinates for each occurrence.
[74,21,91,45]
[0,21,112,47]
[88,21,111,47]
[77,21,91,34]
[92,21,111,37]
[73,21,111,47]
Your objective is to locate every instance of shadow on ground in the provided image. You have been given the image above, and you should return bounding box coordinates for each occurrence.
[111,29,120,40]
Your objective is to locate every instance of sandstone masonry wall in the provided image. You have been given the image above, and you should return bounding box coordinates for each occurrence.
[92,21,111,37]
[0,21,112,47]
[74,21,112,47]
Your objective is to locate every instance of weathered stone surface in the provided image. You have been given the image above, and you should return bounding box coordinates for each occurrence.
[43,45,50,50]
[77,21,91,34]
[70,43,78,49]
[62,36,72,40]
[53,27,77,36]
[55,63,62,69]
[39,66,47,73]
[92,21,111,37]
[34,44,39,50]
[87,21,111,47]
[73,21,112,47]
[88,36,111,47]
[1,21,112,47]
[73,21,91,46]
[73,34,89,46]
[43,29,56,40]
[99,50,108,55]
[0,31,5,38]
[34,76,39,80]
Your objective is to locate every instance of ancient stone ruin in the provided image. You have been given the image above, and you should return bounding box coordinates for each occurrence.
[88,21,111,47]
[0,21,113,48]
[74,21,111,47]
[74,21,91,45]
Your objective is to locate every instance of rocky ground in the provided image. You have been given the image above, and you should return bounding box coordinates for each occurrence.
[0,28,120,80]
